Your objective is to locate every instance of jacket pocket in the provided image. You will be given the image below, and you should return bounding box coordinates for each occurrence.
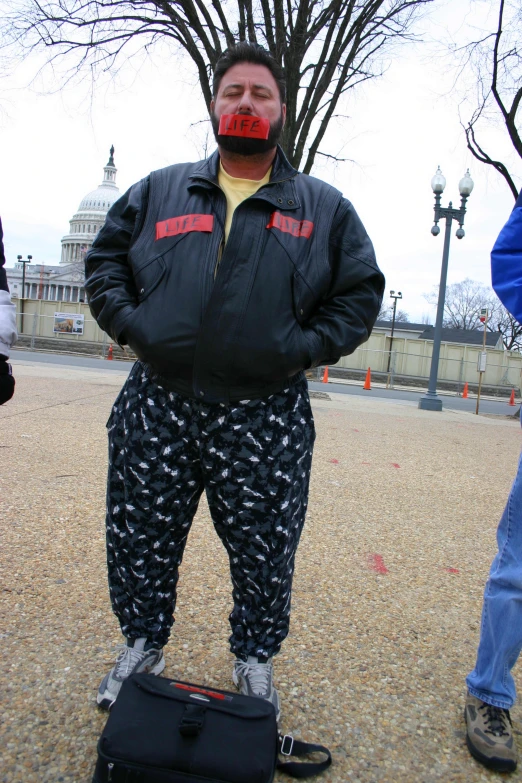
[292,269,317,325]
[133,253,167,302]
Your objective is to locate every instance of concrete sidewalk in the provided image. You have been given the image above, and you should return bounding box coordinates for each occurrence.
[2,359,522,782]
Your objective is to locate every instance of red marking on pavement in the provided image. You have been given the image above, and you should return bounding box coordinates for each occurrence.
[362,461,371,465]
[391,463,400,468]
[330,459,339,464]
[368,554,389,574]
[352,428,360,432]
[446,567,460,574]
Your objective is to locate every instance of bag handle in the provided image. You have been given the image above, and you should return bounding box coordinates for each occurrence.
[277,734,332,778]
[178,703,206,737]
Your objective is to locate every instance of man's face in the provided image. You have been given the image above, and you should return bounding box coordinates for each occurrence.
[210,62,286,156]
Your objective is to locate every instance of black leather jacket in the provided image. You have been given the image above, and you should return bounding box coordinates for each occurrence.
[85,147,384,402]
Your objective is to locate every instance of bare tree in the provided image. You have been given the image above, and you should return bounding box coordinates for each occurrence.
[67,257,88,284]
[424,277,522,349]
[488,299,522,350]
[378,302,410,321]
[455,0,521,198]
[0,0,432,173]
[424,278,488,330]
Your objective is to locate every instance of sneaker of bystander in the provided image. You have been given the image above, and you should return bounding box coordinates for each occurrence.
[233,656,280,721]
[97,637,165,710]
[465,693,517,772]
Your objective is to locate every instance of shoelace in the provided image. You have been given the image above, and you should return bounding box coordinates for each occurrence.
[236,660,272,695]
[114,645,149,678]
[479,703,512,737]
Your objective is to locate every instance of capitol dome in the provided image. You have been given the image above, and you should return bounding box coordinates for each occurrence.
[60,146,120,265]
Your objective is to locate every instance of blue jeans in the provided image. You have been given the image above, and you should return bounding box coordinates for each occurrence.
[466,450,522,709]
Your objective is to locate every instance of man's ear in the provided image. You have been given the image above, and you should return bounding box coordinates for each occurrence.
[210,99,215,114]
[282,103,287,127]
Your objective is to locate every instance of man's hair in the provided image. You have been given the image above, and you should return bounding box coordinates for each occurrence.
[212,42,286,103]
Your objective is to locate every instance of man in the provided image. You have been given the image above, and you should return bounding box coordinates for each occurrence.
[0,217,16,405]
[465,188,522,772]
[86,42,384,717]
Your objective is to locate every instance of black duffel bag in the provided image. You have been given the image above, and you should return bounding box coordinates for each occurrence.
[93,673,331,783]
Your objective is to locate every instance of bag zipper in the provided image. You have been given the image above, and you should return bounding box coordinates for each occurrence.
[107,762,114,781]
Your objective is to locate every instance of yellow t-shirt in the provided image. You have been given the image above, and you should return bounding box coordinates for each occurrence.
[218,162,271,242]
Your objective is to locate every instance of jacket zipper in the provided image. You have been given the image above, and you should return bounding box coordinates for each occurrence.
[191,171,295,292]
[210,188,226,285]
[214,238,225,279]
[107,762,114,781]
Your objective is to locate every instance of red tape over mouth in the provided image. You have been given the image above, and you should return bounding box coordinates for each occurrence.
[156,214,214,240]
[267,211,314,239]
[218,114,270,139]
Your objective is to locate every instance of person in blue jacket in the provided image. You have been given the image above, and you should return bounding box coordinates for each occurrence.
[465,189,522,772]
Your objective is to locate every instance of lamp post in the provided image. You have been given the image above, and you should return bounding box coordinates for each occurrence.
[418,167,474,411]
[475,307,488,415]
[387,290,403,373]
[17,254,33,334]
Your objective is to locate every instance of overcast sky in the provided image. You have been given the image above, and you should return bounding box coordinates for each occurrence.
[0,0,519,322]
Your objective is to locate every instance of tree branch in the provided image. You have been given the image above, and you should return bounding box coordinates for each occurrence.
[1,0,433,171]
[464,116,519,200]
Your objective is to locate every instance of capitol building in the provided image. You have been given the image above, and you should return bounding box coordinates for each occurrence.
[7,147,120,302]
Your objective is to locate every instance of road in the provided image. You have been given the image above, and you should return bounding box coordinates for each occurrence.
[10,349,518,417]
[10,349,132,372]
[308,380,518,416]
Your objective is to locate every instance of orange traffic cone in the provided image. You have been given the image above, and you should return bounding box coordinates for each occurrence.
[509,389,516,406]
[363,367,371,390]
[107,344,113,361]
[462,382,469,399]
[322,366,329,383]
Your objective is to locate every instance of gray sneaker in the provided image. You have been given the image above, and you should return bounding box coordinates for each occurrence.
[233,656,280,720]
[97,638,165,710]
[465,693,517,772]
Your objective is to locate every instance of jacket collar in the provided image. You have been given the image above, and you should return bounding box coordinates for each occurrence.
[188,145,300,210]
[189,144,298,186]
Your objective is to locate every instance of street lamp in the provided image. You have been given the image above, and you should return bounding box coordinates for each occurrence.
[17,253,33,334]
[418,167,474,411]
[387,290,403,373]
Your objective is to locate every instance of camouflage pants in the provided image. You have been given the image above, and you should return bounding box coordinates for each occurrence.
[105,362,315,658]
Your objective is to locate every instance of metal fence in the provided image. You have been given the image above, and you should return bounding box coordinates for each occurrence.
[15,303,522,391]
[379,349,519,393]
[18,309,113,358]
[337,335,522,391]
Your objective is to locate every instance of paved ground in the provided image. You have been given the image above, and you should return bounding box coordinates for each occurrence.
[2,358,522,782]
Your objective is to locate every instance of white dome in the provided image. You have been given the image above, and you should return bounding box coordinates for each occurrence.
[78,183,120,213]
[60,146,121,265]
[77,146,120,212]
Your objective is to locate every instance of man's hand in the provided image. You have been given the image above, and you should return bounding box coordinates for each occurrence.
[0,356,15,404]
